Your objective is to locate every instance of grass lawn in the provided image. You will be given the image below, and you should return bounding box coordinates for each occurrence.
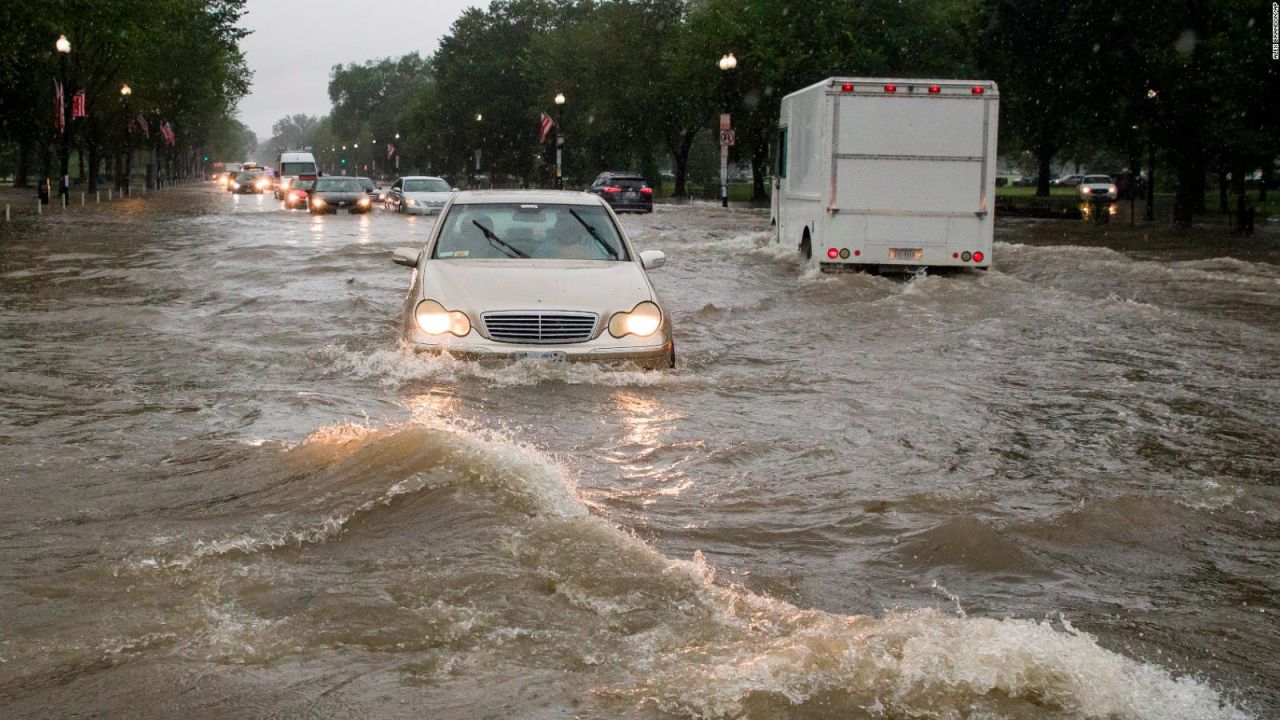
[658,180,763,203]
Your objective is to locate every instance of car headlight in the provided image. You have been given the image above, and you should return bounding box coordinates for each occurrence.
[232,182,240,190]
[1108,185,1117,194]
[312,197,326,208]
[608,301,662,338]
[405,198,416,206]
[414,299,471,336]
[358,196,371,206]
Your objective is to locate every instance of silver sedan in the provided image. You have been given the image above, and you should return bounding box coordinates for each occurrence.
[391,190,674,369]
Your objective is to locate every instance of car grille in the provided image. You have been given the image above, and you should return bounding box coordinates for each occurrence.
[481,311,598,344]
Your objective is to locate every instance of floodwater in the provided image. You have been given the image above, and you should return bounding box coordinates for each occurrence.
[1,186,1276,719]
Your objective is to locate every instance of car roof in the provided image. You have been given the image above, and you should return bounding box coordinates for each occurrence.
[451,190,607,207]
[599,171,644,178]
[400,175,445,181]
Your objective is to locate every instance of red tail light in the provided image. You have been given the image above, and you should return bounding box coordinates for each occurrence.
[971,86,985,94]
[841,82,854,92]
[928,85,941,94]
[884,84,897,93]
[603,186,621,193]
[973,251,985,263]
[640,187,653,194]
[827,248,839,259]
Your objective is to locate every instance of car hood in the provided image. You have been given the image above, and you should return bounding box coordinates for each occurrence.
[419,259,654,320]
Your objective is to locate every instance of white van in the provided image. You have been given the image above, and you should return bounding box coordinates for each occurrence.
[773,77,999,271]
[276,150,318,183]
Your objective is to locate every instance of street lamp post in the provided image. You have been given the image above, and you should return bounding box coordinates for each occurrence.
[1144,89,1157,222]
[56,35,71,206]
[474,113,483,188]
[120,83,132,195]
[394,132,400,171]
[717,53,737,208]
[554,92,566,189]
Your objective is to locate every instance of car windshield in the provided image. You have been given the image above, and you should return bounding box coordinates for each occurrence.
[1082,175,1112,183]
[235,172,261,182]
[432,203,629,261]
[313,178,364,192]
[280,162,316,176]
[404,178,450,192]
[358,178,376,191]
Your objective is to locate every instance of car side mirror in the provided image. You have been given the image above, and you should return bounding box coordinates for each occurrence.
[639,250,665,270]
[392,247,420,268]
[452,188,459,192]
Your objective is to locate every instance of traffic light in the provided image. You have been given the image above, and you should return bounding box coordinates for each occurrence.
[340,157,347,166]
[202,155,209,162]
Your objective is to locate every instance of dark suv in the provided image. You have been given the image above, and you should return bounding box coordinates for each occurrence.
[586,172,653,213]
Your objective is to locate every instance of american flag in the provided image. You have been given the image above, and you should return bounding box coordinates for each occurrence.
[72,90,86,119]
[136,115,149,138]
[539,111,554,143]
[386,143,395,159]
[54,81,64,132]
[160,121,176,146]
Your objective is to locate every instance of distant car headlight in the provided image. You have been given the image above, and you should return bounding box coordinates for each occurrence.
[608,301,662,338]
[255,178,269,189]
[312,197,326,209]
[232,182,241,190]
[414,299,471,336]
[405,198,416,206]
[358,196,371,206]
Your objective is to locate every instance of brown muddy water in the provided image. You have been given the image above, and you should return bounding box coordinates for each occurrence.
[0,186,1276,718]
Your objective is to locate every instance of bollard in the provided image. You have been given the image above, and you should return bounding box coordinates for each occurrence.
[37,200,42,215]
[81,192,85,206]
[96,191,100,203]
[5,205,9,222]
[62,195,67,209]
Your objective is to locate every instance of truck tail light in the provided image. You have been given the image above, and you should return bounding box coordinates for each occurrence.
[841,82,854,92]
[971,86,985,95]
[928,85,941,94]
[827,248,839,259]
[884,84,897,93]
[973,251,985,263]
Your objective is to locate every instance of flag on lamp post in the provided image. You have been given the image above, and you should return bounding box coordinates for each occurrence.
[386,143,395,160]
[539,112,554,143]
[71,90,86,119]
[136,115,149,138]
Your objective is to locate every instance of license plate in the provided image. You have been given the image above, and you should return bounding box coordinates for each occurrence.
[889,248,923,261]
[625,192,638,200]
[515,351,566,363]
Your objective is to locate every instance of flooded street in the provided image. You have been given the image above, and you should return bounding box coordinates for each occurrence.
[1,185,1276,718]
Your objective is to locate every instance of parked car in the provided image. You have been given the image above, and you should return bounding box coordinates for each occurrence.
[390,190,674,369]
[308,176,374,214]
[1076,174,1118,201]
[1050,174,1084,187]
[586,171,653,213]
[230,170,269,194]
[385,176,455,215]
[356,176,381,204]
[995,174,1023,187]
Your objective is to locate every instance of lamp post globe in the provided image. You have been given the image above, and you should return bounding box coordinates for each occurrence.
[56,35,71,54]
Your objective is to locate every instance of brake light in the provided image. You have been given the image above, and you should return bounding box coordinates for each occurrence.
[973,251,985,263]
[928,85,941,94]
[841,82,854,92]
[971,86,985,95]
[884,84,897,93]
[603,186,621,193]
[640,187,652,194]
[827,248,839,259]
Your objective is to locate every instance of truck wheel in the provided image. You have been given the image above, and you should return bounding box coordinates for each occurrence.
[799,231,812,260]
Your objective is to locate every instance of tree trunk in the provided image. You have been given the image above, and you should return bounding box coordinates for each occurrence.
[670,129,699,198]
[1173,146,1201,228]
[77,145,86,188]
[1217,168,1229,213]
[750,139,768,202]
[1260,162,1271,203]
[1036,149,1053,197]
[14,136,31,188]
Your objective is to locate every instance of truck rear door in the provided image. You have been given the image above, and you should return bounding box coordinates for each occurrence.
[831,85,993,252]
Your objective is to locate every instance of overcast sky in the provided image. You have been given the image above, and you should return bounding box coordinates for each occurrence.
[236,0,481,141]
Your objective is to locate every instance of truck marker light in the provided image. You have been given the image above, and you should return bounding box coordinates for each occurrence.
[854,250,861,257]
[827,248,839,259]
[953,252,959,259]
[973,251,985,263]
[961,251,972,262]
[884,84,897,93]
[929,85,941,94]
[838,248,850,259]
[841,82,854,92]
[971,86,985,94]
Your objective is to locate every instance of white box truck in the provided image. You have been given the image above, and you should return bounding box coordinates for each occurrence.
[772,77,998,271]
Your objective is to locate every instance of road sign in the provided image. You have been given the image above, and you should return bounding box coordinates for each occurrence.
[720,129,736,147]
[720,113,731,130]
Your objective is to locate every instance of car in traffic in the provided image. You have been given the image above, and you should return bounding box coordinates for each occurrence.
[1050,174,1083,187]
[390,190,674,369]
[230,170,270,194]
[283,177,312,209]
[385,176,455,214]
[1076,174,1118,201]
[308,176,374,214]
[357,176,382,204]
[586,171,653,213]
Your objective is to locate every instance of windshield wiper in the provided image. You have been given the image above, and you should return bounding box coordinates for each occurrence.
[568,209,619,260]
[472,220,529,259]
